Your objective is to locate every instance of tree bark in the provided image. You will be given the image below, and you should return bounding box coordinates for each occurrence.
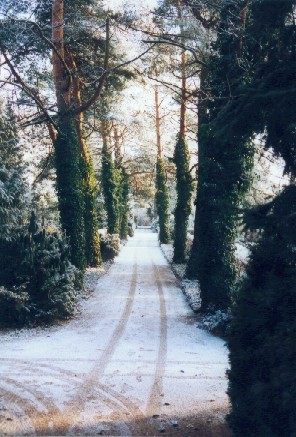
[52,0,70,113]
[154,86,162,157]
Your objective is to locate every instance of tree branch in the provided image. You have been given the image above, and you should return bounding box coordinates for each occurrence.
[1,15,72,80]
[142,39,207,67]
[0,50,59,134]
[72,17,110,115]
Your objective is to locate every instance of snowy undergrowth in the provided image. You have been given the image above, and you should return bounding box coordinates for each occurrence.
[84,262,111,294]
[161,242,233,337]
[161,243,201,312]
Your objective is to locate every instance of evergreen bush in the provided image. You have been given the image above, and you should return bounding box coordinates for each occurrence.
[0,212,80,327]
[100,233,120,261]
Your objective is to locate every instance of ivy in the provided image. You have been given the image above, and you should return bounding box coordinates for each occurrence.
[173,134,193,263]
[101,141,119,234]
[54,116,86,270]
[155,156,170,244]
[116,166,130,240]
[81,156,101,267]
[187,0,255,311]
[227,1,296,435]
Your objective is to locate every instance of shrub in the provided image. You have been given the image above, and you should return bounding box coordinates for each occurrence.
[0,212,81,327]
[0,286,30,327]
[100,233,120,261]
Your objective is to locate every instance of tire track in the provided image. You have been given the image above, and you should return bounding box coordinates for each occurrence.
[0,258,143,436]
[51,258,147,435]
[145,262,168,417]
[0,378,62,435]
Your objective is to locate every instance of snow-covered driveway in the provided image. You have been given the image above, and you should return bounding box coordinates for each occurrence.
[0,230,230,436]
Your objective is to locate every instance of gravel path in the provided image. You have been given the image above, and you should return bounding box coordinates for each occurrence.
[0,229,230,436]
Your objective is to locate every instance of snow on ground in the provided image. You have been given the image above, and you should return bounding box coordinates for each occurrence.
[0,230,230,437]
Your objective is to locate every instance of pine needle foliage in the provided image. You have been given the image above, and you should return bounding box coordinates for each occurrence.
[155,156,170,244]
[0,103,27,237]
[173,134,193,263]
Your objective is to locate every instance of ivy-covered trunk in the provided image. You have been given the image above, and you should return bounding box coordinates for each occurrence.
[155,156,170,244]
[82,158,101,266]
[52,0,101,268]
[117,166,130,240]
[187,1,254,311]
[54,117,86,270]
[173,134,193,263]
[101,130,119,234]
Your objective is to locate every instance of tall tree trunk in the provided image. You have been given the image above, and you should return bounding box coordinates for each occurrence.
[187,0,253,311]
[154,86,162,157]
[154,86,170,243]
[173,0,193,263]
[180,48,187,137]
[52,0,70,113]
[173,49,192,262]
[68,52,101,266]
[52,0,86,269]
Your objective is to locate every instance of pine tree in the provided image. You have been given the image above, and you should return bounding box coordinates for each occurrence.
[155,156,170,244]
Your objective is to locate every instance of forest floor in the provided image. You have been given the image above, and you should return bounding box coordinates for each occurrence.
[0,229,231,437]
